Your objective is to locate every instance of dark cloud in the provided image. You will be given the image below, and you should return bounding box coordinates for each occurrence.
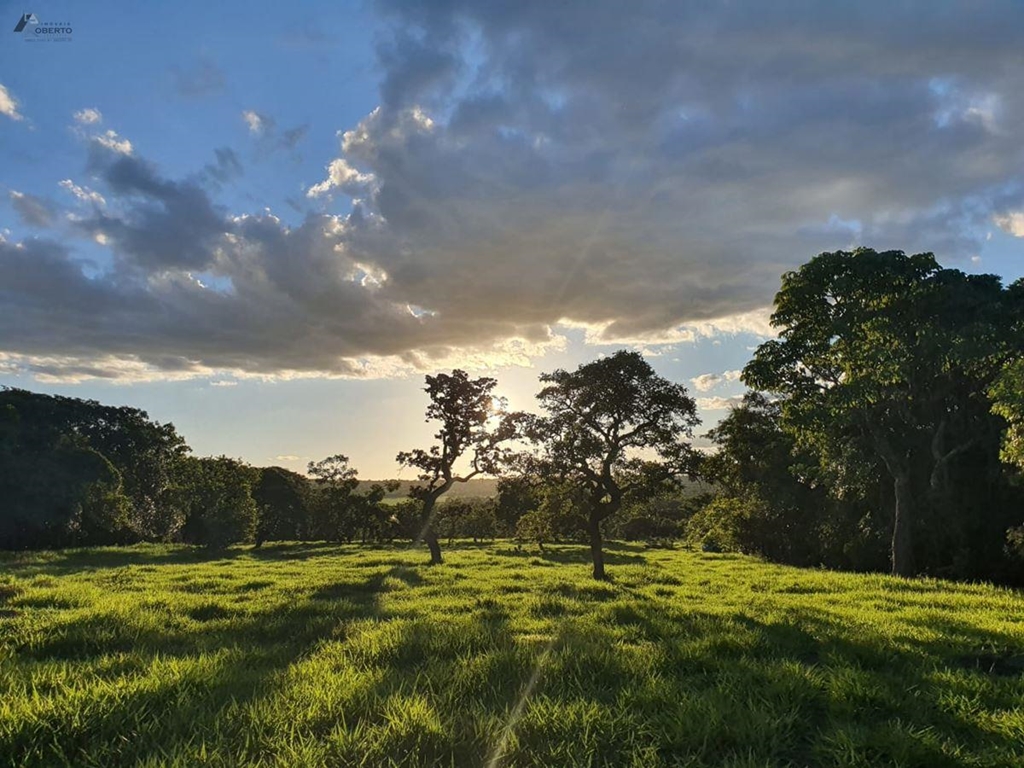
[9,191,55,228]
[243,111,310,156]
[280,125,310,150]
[78,144,228,271]
[3,1,1024,380]
[171,58,226,98]
[203,147,244,185]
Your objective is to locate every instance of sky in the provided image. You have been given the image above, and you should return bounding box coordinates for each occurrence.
[1,0,1023,478]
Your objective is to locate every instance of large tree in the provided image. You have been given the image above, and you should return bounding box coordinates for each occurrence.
[397,370,521,564]
[526,350,700,580]
[744,249,1018,577]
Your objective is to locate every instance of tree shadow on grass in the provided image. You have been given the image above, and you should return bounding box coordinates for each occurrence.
[0,545,227,576]
[490,543,645,567]
[2,563,407,767]
[0,541,393,577]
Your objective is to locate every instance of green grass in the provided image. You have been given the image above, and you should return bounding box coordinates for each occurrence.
[1,542,1022,767]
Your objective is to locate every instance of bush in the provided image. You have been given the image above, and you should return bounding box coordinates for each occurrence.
[685,496,758,554]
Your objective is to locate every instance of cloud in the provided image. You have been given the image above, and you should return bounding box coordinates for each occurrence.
[690,370,742,393]
[9,191,55,228]
[0,83,23,121]
[307,158,374,198]
[242,110,309,155]
[59,179,106,207]
[4,2,1024,382]
[994,212,1024,237]
[696,396,746,411]
[73,108,103,125]
[281,125,309,150]
[93,130,133,155]
[172,58,226,98]
[242,110,268,134]
[203,147,244,185]
[210,379,237,387]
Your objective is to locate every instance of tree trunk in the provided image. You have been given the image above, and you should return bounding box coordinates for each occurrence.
[424,528,443,564]
[588,517,606,580]
[419,495,444,564]
[868,426,916,578]
[891,470,915,577]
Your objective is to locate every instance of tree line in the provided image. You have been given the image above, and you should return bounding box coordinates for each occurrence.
[2,249,1023,583]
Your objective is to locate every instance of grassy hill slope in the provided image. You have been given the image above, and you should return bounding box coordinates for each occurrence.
[1,543,1022,766]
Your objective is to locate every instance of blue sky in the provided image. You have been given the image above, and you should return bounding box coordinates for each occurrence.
[2,1,1022,477]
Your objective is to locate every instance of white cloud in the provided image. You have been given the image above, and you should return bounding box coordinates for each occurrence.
[994,212,1024,238]
[93,129,133,155]
[59,179,106,207]
[73,108,103,125]
[209,379,237,387]
[690,370,742,392]
[696,396,745,411]
[0,84,23,121]
[307,158,375,198]
[241,110,266,133]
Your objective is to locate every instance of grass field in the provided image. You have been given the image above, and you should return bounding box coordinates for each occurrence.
[1,543,1022,767]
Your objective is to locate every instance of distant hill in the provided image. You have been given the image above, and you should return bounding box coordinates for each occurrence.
[358,477,712,502]
[357,478,499,500]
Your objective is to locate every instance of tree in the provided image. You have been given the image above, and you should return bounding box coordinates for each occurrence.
[397,370,521,564]
[526,351,700,579]
[252,466,311,547]
[0,388,189,542]
[350,480,401,543]
[516,508,554,552]
[494,475,542,536]
[0,391,149,549]
[307,455,361,542]
[744,249,1016,576]
[703,392,841,566]
[609,490,701,543]
[175,456,259,548]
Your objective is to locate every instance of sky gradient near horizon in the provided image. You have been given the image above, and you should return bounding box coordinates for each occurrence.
[2,1,1023,477]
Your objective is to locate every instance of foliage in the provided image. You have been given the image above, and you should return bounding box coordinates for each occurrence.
[0,399,132,549]
[175,456,259,548]
[515,508,554,549]
[252,466,312,546]
[608,490,705,543]
[990,357,1024,470]
[2,543,1023,767]
[494,475,542,535]
[745,249,1021,576]
[306,455,361,542]
[684,496,758,553]
[0,387,190,544]
[702,392,873,567]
